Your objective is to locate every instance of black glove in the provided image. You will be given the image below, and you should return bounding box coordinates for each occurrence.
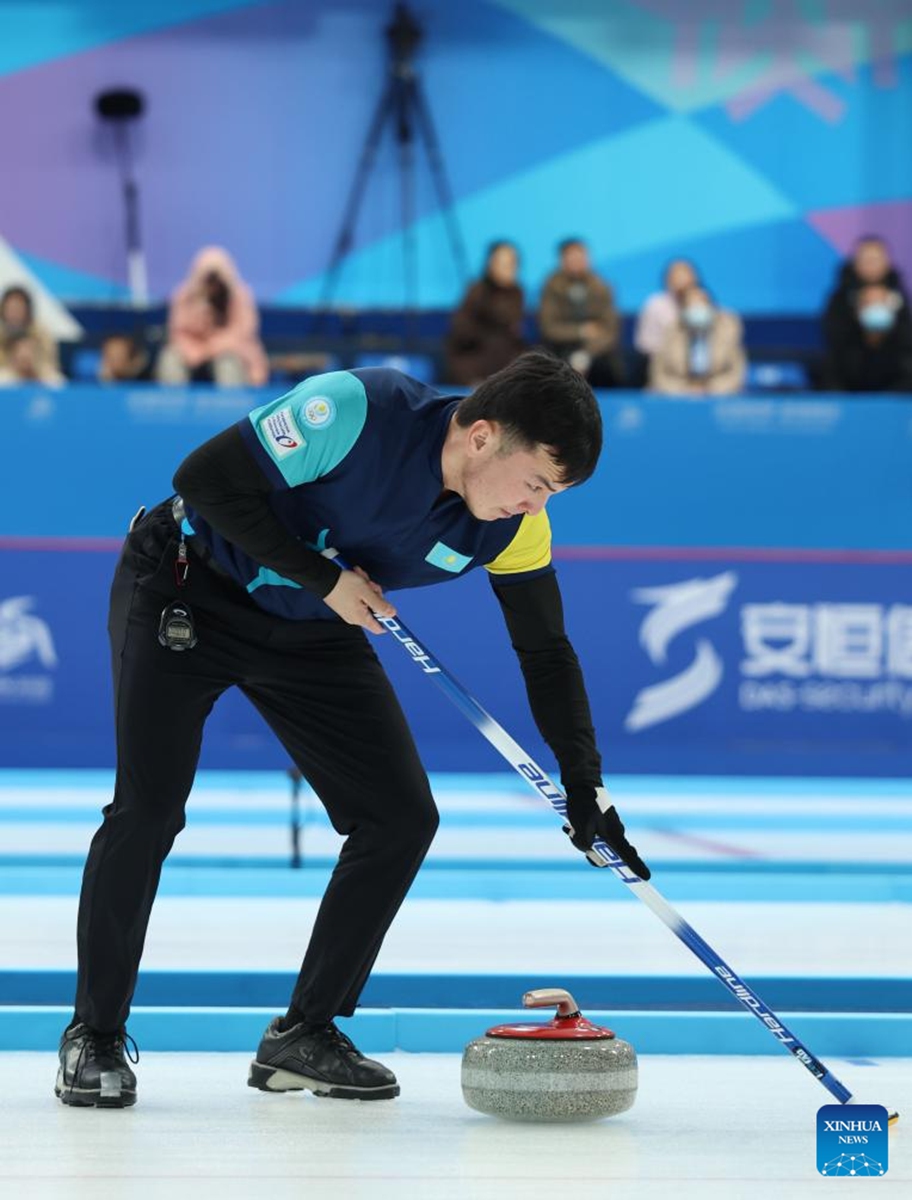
[563,785,651,879]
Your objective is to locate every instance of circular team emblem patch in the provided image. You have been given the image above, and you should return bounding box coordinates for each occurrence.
[302,396,336,429]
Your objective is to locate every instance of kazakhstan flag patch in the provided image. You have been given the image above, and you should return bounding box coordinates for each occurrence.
[425,541,472,573]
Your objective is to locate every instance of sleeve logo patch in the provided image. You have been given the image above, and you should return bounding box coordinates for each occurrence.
[261,407,305,458]
[302,396,336,428]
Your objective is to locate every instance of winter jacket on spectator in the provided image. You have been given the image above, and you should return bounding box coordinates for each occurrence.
[445,279,525,385]
[164,247,269,386]
[649,309,746,396]
[822,306,912,393]
[538,269,620,360]
[823,262,909,353]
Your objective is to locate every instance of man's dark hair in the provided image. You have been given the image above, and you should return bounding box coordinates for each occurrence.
[558,237,586,256]
[454,351,602,486]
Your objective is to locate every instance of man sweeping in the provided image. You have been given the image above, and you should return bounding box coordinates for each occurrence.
[56,352,650,1107]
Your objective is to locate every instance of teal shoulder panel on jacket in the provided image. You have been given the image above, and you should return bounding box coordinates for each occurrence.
[247,371,368,487]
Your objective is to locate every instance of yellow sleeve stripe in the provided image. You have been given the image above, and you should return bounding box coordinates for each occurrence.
[485,510,552,576]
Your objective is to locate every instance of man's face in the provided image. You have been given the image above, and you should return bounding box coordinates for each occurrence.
[460,423,569,521]
[561,244,589,277]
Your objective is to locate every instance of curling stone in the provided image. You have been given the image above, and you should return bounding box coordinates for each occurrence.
[461,988,637,1123]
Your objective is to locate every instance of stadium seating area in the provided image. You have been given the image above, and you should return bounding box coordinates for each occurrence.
[61,304,822,393]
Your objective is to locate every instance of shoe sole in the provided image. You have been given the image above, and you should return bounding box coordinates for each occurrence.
[55,1069,136,1108]
[247,1060,399,1100]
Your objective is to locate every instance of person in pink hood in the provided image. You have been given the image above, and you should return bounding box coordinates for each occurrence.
[157,247,269,387]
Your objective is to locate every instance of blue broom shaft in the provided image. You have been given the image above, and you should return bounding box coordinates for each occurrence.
[330,554,854,1105]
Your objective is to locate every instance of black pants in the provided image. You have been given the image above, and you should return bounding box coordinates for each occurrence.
[75,500,439,1033]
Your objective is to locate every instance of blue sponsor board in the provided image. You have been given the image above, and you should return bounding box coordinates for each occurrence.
[0,549,909,775]
[1,385,909,773]
[1,387,910,551]
[0,547,283,770]
[576,556,912,777]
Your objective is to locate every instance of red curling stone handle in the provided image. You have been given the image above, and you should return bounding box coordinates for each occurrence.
[523,988,580,1018]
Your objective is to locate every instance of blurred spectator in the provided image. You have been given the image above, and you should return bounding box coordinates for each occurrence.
[98,334,151,383]
[821,283,912,393]
[822,236,909,381]
[157,247,269,386]
[0,285,61,381]
[632,258,700,386]
[634,259,699,356]
[649,284,746,396]
[0,331,65,386]
[538,238,623,387]
[445,241,526,386]
[824,236,908,333]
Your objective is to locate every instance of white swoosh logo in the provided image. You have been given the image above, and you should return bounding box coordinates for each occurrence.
[632,572,737,665]
[625,638,723,732]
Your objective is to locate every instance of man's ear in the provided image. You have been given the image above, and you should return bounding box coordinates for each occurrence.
[468,419,495,455]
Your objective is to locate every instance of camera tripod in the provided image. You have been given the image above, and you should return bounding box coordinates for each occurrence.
[318,5,469,317]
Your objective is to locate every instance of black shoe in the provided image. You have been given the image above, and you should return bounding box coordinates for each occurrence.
[55,1021,139,1108]
[248,1018,399,1100]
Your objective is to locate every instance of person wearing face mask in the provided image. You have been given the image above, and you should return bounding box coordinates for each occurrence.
[648,284,746,396]
[821,283,912,393]
[818,235,910,387]
[630,258,700,388]
[822,236,909,351]
[445,241,527,386]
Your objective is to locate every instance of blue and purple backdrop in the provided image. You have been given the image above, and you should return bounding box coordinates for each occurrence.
[1,0,910,311]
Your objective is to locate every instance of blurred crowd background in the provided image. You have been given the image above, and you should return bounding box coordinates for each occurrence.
[3,233,911,395]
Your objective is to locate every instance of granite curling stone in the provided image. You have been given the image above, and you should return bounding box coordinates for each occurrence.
[461,988,637,1122]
